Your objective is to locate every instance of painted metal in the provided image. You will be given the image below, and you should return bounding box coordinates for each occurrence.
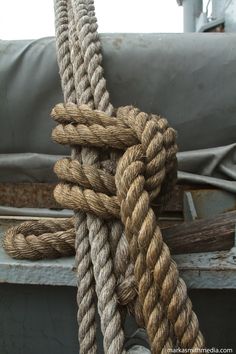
[225,0,236,32]
[182,0,203,32]
[184,189,236,220]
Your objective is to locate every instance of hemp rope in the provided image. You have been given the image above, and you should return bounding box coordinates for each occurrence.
[3,104,205,352]
[2,1,205,352]
[50,104,204,352]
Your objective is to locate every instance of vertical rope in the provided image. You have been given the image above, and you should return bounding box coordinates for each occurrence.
[74,212,97,354]
[71,0,113,114]
[55,0,126,352]
[68,0,94,106]
[55,1,97,353]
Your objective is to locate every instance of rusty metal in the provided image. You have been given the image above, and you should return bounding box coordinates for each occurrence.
[184,189,236,220]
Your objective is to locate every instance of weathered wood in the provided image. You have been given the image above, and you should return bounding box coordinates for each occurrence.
[163,211,236,254]
[0,183,234,253]
[0,210,235,256]
[0,182,58,209]
[0,215,236,289]
[0,182,215,212]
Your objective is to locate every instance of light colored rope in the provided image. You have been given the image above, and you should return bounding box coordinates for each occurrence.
[72,0,113,114]
[72,2,126,352]
[55,1,98,352]
[68,0,93,106]
[54,0,76,102]
[56,0,127,352]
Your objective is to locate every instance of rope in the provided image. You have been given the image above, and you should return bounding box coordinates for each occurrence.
[4,103,205,352]
[55,1,98,352]
[2,1,205,352]
[50,104,204,352]
[55,0,126,353]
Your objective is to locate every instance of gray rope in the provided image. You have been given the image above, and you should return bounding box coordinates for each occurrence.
[55,0,76,102]
[72,0,113,114]
[55,1,97,353]
[55,0,127,352]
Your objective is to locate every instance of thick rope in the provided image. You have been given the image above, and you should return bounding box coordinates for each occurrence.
[2,1,205,353]
[50,104,204,352]
[55,1,98,353]
[55,0,127,352]
[54,4,151,350]
[4,103,205,351]
[49,104,204,351]
[71,2,126,352]
[3,102,205,352]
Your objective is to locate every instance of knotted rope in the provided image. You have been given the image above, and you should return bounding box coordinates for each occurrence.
[3,0,205,352]
[51,103,204,352]
[4,103,205,352]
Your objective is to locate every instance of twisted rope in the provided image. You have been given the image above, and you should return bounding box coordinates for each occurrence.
[2,1,205,352]
[55,0,126,352]
[4,102,205,351]
[3,103,206,352]
[55,1,98,352]
[50,104,204,351]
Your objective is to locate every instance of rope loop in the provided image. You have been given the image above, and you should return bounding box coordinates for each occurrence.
[50,102,204,352]
[51,103,178,219]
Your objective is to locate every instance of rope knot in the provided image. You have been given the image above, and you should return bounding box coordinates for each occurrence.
[51,103,178,220]
[3,101,204,352]
[51,103,205,351]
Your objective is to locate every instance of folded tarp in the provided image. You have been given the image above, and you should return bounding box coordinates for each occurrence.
[0,34,236,192]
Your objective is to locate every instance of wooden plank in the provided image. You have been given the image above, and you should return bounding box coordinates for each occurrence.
[0,182,216,212]
[0,210,235,259]
[163,211,236,254]
[0,197,235,255]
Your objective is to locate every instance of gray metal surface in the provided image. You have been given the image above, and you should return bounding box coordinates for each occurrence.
[212,0,226,19]
[183,191,198,221]
[184,189,236,220]
[0,283,149,354]
[225,0,236,32]
[181,0,236,32]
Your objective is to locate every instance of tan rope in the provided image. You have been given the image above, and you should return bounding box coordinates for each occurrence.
[50,104,204,351]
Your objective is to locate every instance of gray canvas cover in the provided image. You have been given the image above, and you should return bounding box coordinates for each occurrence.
[0,34,236,199]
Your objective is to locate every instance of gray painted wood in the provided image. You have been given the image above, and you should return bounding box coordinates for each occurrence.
[1,221,236,289]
